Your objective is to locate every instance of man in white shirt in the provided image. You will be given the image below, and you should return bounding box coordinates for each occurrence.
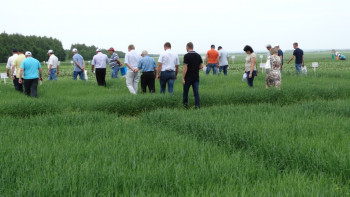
[157,42,179,94]
[92,49,109,87]
[124,45,141,94]
[218,46,229,76]
[47,50,59,80]
[6,49,18,77]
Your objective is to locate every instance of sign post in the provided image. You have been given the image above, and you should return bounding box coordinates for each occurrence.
[312,62,318,73]
[259,55,265,73]
[1,73,8,84]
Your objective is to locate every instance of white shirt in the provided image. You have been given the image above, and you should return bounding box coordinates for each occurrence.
[158,49,179,71]
[92,52,109,69]
[48,54,59,69]
[125,50,141,70]
[218,49,229,66]
[6,54,18,75]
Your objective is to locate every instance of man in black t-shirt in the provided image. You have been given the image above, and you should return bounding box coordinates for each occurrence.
[287,42,304,73]
[182,42,203,109]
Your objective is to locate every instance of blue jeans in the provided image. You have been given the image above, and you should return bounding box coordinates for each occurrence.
[111,66,120,78]
[246,71,257,87]
[73,71,84,80]
[219,65,228,75]
[48,68,57,80]
[206,64,217,75]
[183,78,200,108]
[295,64,302,73]
[160,71,175,93]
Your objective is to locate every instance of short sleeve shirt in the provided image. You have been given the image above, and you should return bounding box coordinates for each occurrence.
[218,50,229,66]
[125,50,142,70]
[73,53,84,71]
[183,51,203,81]
[293,48,304,64]
[20,57,42,79]
[245,53,257,72]
[48,54,59,69]
[13,54,26,77]
[109,52,120,68]
[158,49,180,71]
[207,49,219,64]
[92,52,109,69]
[138,55,157,72]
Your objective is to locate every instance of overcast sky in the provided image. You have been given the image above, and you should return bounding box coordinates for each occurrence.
[1,0,349,54]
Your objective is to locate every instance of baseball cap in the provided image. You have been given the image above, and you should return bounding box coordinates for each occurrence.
[266,44,272,48]
[12,48,18,52]
[25,51,32,56]
[108,47,115,51]
[96,48,102,52]
[72,48,78,53]
[48,49,54,54]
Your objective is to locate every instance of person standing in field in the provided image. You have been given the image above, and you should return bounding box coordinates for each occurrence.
[243,45,257,87]
[138,50,157,93]
[91,49,109,87]
[157,42,179,94]
[6,49,18,90]
[218,46,229,76]
[182,42,203,109]
[125,44,141,94]
[6,48,18,77]
[275,45,284,70]
[18,51,43,98]
[205,44,219,75]
[11,49,26,92]
[287,42,304,73]
[266,48,282,89]
[108,47,123,79]
[71,48,85,80]
[47,50,59,80]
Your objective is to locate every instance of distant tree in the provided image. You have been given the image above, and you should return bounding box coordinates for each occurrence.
[0,32,66,63]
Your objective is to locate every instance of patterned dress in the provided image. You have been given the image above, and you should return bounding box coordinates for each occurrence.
[266,55,281,87]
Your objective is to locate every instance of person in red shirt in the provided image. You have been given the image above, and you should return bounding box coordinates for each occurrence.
[205,45,219,75]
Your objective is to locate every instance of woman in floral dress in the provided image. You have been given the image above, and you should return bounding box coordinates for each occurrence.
[266,48,282,89]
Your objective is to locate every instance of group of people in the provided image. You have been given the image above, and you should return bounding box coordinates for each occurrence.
[6,49,43,97]
[4,41,307,108]
[243,42,304,89]
[331,49,347,60]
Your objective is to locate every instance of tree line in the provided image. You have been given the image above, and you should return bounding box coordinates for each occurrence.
[0,33,126,63]
[0,32,66,63]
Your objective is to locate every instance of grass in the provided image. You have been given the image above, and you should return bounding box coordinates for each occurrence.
[0,52,349,196]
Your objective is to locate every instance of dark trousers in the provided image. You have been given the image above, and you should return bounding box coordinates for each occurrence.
[95,68,106,87]
[23,78,38,98]
[141,72,155,93]
[183,78,200,108]
[13,77,23,92]
[246,71,257,87]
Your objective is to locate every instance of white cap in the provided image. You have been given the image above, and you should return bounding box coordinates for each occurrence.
[25,51,32,56]
[266,44,272,48]
[96,48,102,52]
[48,49,54,54]
[72,48,78,53]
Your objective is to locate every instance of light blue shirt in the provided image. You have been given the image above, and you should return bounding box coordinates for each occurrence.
[138,55,157,72]
[20,57,41,79]
[73,53,84,72]
[219,49,229,66]
[92,52,109,69]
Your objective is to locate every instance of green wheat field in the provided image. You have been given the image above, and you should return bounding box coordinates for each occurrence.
[0,52,349,196]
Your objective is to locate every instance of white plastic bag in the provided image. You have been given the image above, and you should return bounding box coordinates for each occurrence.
[84,70,88,81]
[301,66,307,75]
[265,58,271,70]
[203,66,207,72]
[242,73,247,82]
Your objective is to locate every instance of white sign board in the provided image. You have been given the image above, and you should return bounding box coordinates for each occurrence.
[1,73,8,84]
[0,73,8,79]
[312,62,319,68]
[70,61,73,64]
[231,56,235,59]
[259,63,266,68]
